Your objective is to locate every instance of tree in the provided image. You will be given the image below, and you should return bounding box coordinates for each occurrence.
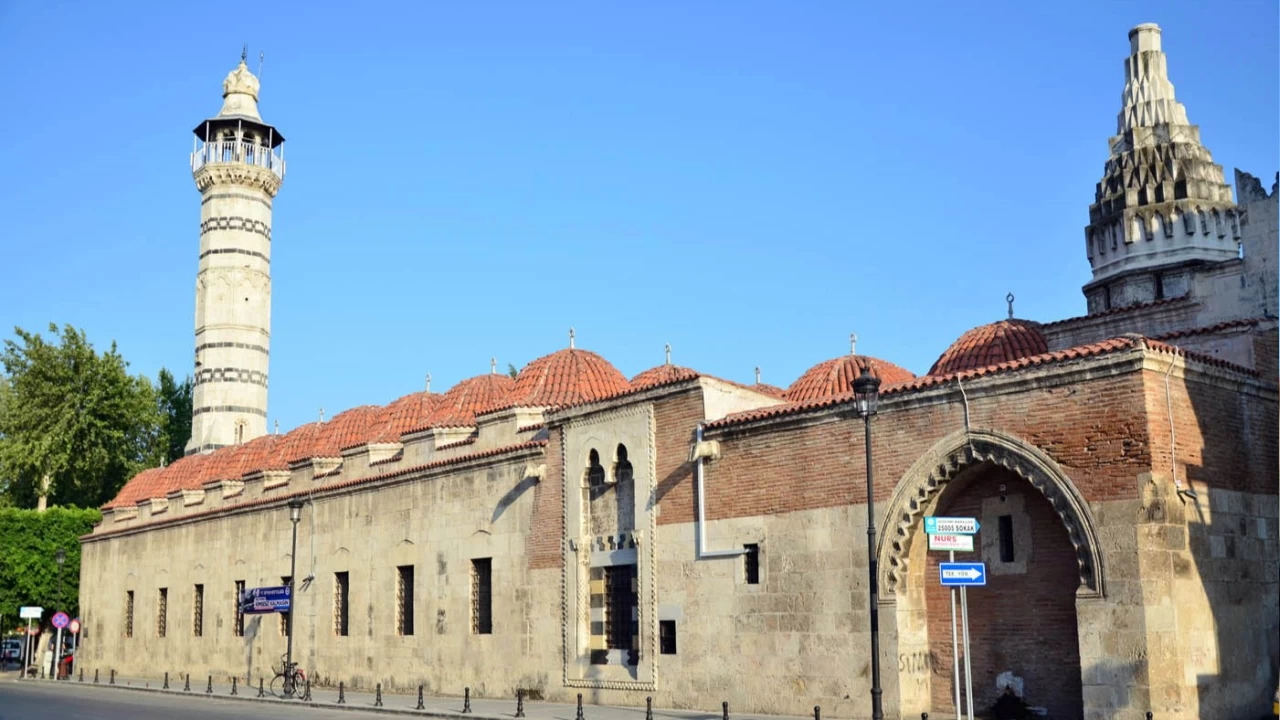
[0,324,163,509]
[156,368,193,464]
[0,507,100,624]
[507,363,519,379]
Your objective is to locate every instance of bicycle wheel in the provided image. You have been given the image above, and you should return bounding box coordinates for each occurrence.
[270,672,288,698]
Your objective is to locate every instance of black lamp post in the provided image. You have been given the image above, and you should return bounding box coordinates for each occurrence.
[55,549,65,611]
[853,374,883,720]
[285,499,304,696]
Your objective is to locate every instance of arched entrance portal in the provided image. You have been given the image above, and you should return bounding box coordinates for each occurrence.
[879,430,1104,720]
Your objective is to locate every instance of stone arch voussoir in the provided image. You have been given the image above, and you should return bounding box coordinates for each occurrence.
[877,429,1105,599]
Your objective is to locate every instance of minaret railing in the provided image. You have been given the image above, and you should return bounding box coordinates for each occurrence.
[191,139,285,179]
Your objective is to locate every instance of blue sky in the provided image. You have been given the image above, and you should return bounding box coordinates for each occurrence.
[1,1,1276,433]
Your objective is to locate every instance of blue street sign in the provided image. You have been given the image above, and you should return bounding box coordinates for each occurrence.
[239,586,291,614]
[939,562,987,586]
[51,612,70,629]
[924,516,980,535]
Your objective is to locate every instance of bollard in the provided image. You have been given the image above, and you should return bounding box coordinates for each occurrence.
[337,681,346,704]
[231,677,237,696]
[646,697,653,720]
[164,671,170,690]
[417,684,425,710]
[79,668,84,683]
[922,714,928,720]
[516,688,526,718]
[206,675,213,694]
[258,678,265,698]
[184,673,191,692]
[723,701,729,720]
[110,669,116,685]
[1146,714,1153,720]
[815,707,821,720]
[94,669,99,684]
[462,686,472,713]
[576,692,584,720]
[375,683,384,707]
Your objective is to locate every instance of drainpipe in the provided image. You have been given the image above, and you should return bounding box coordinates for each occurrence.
[693,423,746,559]
[1162,354,1197,499]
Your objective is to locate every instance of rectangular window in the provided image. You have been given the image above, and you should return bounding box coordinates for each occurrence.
[334,572,349,637]
[193,584,204,637]
[998,515,1015,563]
[604,564,637,651]
[471,558,492,634]
[157,588,168,638]
[234,580,245,637]
[397,565,415,636]
[280,576,291,637]
[659,620,677,654]
[125,590,134,638]
[744,543,760,585]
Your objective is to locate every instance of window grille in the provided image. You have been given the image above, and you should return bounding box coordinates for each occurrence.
[659,620,677,654]
[125,590,134,638]
[604,564,637,652]
[334,572,349,637]
[157,588,168,638]
[397,566,415,636]
[193,584,204,637]
[471,559,492,634]
[234,580,245,637]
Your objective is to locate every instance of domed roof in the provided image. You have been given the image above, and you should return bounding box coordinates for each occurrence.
[371,391,442,442]
[929,319,1048,376]
[423,373,516,428]
[786,355,916,403]
[631,363,698,389]
[308,405,382,457]
[505,348,630,408]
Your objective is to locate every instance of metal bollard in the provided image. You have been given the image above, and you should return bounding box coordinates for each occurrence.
[516,688,526,718]
[79,668,84,683]
[463,686,472,713]
[417,684,425,710]
[206,675,213,694]
[231,677,237,696]
[164,671,170,689]
[1146,714,1153,720]
[110,669,116,685]
[337,681,346,704]
[723,701,729,720]
[922,714,928,720]
[94,669,99,684]
[576,692,584,720]
[184,673,191,692]
[258,678,265,698]
[815,707,821,720]
[375,683,384,707]
[646,697,653,720]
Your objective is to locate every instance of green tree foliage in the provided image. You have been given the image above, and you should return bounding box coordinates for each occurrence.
[0,507,100,624]
[507,362,519,379]
[156,368,193,464]
[0,324,163,509]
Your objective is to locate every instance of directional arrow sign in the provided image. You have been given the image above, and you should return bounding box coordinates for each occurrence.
[924,516,980,535]
[939,562,987,586]
[927,533,975,553]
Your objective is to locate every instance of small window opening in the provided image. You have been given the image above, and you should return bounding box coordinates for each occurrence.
[614,444,633,484]
[234,580,245,637]
[472,559,492,634]
[1154,274,1164,300]
[397,565,415,636]
[587,449,605,488]
[744,544,760,585]
[998,515,1015,563]
[659,620,678,654]
[193,584,204,637]
[604,564,638,656]
[334,572,349,637]
[125,590,135,638]
[157,588,168,638]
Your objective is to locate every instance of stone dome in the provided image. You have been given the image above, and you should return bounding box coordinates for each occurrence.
[631,363,698,389]
[786,355,916,403]
[505,348,631,408]
[929,319,1049,376]
[424,373,516,428]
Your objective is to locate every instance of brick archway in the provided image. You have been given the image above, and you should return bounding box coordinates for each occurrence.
[876,429,1105,600]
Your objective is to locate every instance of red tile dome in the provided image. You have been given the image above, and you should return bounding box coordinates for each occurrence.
[307,405,382,457]
[631,363,698,389]
[929,319,1048,376]
[370,391,441,442]
[423,373,516,428]
[505,348,631,408]
[786,355,916,403]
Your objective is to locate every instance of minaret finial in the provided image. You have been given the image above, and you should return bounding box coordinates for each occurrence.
[850,332,858,355]
[664,343,671,365]
[425,372,432,392]
[491,357,497,374]
[1007,292,1015,319]
[569,327,575,349]
[241,44,247,63]
[755,366,762,384]
[319,407,324,423]
[274,420,279,435]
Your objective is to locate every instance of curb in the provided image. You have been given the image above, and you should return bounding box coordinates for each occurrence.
[15,677,513,720]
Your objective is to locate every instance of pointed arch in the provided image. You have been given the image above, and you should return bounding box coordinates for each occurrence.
[877,429,1105,599]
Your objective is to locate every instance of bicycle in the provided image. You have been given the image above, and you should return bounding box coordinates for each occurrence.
[270,654,307,698]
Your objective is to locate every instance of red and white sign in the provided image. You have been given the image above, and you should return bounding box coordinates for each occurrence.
[68,619,81,634]
[927,533,975,552]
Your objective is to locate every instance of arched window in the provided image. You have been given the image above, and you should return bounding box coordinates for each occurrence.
[586,449,605,488]
[614,444,633,485]
[235,420,246,445]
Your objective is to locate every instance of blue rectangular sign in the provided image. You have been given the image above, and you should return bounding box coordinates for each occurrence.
[239,586,291,614]
[939,562,987,587]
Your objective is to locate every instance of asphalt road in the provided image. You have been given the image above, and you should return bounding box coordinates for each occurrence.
[0,679,395,720]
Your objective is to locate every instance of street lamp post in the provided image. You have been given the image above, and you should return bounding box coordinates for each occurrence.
[54,549,65,681]
[285,499,304,696]
[853,374,883,720]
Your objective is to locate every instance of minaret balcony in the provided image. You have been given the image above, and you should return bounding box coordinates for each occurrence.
[191,140,285,179]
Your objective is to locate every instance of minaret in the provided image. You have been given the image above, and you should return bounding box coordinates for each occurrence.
[1082,24,1240,314]
[185,51,285,454]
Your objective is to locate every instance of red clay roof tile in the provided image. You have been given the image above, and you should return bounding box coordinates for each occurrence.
[929,319,1049,376]
[785,355,916,403]
[414,373,515,430]
[630,364,699,389]
[499,348,630,410]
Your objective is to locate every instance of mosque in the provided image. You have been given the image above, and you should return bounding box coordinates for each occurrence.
[78,24,1277,720]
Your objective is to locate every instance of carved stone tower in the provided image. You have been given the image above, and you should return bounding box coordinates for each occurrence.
[185,53,285,454]
[1083,24,1240,314]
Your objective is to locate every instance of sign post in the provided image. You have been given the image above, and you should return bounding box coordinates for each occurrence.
[68,619,80,677]
[18,607,42,681]
[51,612,69,680]
[924,519,981,720]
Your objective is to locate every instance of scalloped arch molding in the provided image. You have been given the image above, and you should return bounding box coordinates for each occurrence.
[877,429,1106,599]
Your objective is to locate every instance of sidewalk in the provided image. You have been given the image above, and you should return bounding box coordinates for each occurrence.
[20,672,834,720]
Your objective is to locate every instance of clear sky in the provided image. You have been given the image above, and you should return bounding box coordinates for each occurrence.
[1,1,1276,434]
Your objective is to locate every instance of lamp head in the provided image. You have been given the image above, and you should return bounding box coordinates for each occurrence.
[288,498,304,522]
[853,374,881,417]
[55,549,65,565]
